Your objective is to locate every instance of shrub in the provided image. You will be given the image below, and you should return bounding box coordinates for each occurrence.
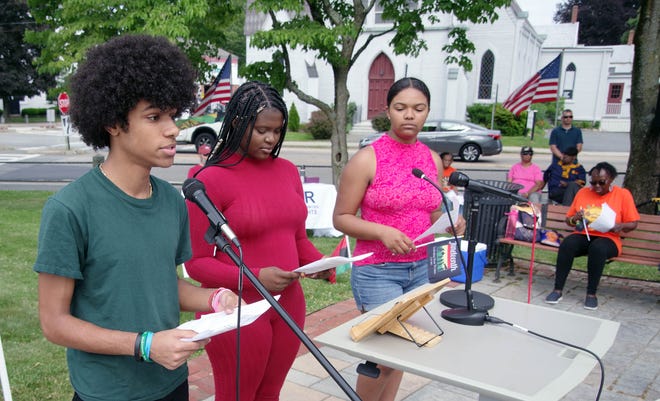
[371,112,390,132]
[494,105,526,136]
[288,103,300,132]
[346,102,357,126]
[21,108,48,117]
[306,110,333,139]
[466,103,526,136]
[465,103,492,126]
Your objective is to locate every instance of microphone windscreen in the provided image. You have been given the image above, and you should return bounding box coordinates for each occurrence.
[448,171,470,187]
[182,178,205,199]
[411,168,425,179]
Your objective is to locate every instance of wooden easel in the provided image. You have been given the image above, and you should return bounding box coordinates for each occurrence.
[350,279,450,347]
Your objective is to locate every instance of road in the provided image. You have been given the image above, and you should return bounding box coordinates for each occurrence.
[0,124,630,190]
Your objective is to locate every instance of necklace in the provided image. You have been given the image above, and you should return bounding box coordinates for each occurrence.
[99,163,153,198]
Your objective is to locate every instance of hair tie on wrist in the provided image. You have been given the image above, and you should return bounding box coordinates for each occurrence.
[209,288,231,312]
[134,332,143,362]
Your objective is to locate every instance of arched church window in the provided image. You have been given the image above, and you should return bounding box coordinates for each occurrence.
[478,50,495,99]
[562,63,576,99]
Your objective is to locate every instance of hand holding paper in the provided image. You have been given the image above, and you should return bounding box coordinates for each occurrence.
[178,297,278,341]
[414,206,461,242]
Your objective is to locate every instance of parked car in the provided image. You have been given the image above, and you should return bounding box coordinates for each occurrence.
[176,106,225,151]
[358,119,502,162]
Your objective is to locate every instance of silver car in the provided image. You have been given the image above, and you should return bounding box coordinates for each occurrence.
[358,119,502,162]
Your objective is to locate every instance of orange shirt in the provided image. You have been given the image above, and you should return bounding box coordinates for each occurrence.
[567,185,640,254]
[442,166,456,191]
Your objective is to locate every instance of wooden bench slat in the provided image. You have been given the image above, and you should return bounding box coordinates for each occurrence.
[621,238,660,252]
[495,203,660,281]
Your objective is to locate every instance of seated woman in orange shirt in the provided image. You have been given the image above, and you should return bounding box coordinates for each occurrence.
[545,162,639,310]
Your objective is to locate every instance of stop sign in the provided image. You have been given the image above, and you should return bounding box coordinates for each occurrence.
[58,92,70,115]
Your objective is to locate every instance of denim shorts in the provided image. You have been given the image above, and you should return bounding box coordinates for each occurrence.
[351,259,429,312]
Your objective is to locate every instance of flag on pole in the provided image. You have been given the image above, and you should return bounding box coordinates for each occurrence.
[326,235,352,284]
[193,56,232,116]
[503,55,562,116]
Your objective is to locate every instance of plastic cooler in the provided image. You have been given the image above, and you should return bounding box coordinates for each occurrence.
[451,241,488,283]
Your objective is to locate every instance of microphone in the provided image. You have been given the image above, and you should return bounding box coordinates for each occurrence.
[182,178,240,247]
[448,171,528,203]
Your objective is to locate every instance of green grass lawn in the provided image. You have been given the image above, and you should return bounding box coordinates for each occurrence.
[0,190,347,400]
[2,190,655,400]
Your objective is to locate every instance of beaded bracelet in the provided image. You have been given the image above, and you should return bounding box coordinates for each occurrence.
[134,332,143,362]
[208,288,231,312]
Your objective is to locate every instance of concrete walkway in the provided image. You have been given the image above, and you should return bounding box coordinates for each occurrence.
[187,263,659,401]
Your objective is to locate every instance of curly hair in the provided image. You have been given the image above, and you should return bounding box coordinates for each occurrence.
[69,35,197,150]
[206,81,288,167]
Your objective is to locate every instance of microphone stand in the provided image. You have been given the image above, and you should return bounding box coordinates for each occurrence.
[208,228,362,401]
[412,169,494,320]
[440,190,491,326]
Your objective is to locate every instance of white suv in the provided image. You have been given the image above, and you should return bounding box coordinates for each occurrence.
[176,106,225,151]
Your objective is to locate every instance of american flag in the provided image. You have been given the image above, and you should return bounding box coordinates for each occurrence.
[503,55,562,116]
[193,56,232,116]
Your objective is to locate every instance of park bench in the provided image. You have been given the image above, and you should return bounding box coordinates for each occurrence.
[494,203,660,281]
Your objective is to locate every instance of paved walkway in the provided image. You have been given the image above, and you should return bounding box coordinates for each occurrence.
[187,263,659,401]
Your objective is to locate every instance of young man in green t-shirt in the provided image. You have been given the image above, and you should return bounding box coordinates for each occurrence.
[33,35,238,401]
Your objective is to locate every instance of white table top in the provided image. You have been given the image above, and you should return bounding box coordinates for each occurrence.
[316,287,619,401]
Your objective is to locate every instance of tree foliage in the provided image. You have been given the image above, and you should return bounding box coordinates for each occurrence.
[0,0,56,110]
[25,0,244,87]
[553,0,640,45]
[244,0,510,183]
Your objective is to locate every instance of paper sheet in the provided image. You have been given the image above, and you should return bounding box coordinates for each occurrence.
[294,252,374,274]
[178,297,278,341]
[414,207,461,242]
[588,202,616,232]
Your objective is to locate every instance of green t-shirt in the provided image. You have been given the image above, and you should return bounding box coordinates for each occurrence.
[34,168,192,401]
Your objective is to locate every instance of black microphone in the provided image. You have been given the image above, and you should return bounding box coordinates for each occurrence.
[448,171,528,203]
[412,168,443,192]
[182,178,240,247]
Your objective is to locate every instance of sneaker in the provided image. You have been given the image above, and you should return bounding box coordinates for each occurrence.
[545,291,563,304]
[584,295,598,310]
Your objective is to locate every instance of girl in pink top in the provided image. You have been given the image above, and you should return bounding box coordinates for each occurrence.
[333,78,465,401]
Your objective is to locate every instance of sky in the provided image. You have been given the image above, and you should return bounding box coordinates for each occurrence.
[516,0,562,26]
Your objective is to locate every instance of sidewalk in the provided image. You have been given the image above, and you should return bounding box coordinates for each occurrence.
[187,263,659,401]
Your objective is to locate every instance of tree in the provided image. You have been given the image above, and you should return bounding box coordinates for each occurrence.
[553,0,640,45]
[0,0,55,113]
[624,0,659,213]
[243,0,510,183]
[25,0,243,86]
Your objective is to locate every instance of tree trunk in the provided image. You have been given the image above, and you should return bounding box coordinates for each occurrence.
[330,66,350,185]
[624,0,660,214]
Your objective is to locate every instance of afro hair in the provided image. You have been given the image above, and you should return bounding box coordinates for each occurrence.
[69,35,197,150]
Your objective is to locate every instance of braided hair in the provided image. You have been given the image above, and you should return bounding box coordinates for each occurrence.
[206,81,288,167]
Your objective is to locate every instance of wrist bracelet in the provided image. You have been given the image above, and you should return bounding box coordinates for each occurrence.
[209,288,231,312]
[134,332,142,362]
[142,332,153,363]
